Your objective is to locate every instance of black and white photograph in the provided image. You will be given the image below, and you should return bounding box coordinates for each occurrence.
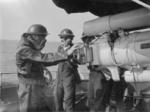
[0,0,150,112]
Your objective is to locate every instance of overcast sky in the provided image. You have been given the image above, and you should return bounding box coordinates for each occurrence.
[0,0,96,42]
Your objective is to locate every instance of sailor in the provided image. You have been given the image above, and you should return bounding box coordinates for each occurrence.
[54,28,81,112]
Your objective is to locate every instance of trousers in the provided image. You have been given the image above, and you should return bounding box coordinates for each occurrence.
[54,76,76,112]
[88,70,108,112]
[18,79,54,112]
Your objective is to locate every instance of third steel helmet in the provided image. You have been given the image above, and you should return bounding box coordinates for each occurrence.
[58,28,74,38]
[24,24,49,36]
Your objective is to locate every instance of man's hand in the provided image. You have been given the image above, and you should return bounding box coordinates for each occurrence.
[67,43,82,55]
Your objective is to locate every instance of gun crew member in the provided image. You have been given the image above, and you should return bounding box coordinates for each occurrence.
[54,28,81,112]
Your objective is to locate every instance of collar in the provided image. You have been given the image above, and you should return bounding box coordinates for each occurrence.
[17,36,35,49]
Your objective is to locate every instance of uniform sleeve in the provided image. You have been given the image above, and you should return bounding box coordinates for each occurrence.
[19,47,68,66]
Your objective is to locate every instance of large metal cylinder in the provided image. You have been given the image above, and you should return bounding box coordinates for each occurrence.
[91,31,150,67]
[83,8,150,36]
[124,70,150,82]
[114,31,150,66]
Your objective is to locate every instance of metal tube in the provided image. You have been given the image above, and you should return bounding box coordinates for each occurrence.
[131,0,150,10]
[83,8,150,36]
[124,70,150,82]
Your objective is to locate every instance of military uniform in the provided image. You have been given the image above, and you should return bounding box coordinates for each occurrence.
[16,36,68,112]
[54,45,81,112]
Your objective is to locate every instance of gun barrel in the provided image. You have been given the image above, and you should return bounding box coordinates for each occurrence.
[83,8,150,36]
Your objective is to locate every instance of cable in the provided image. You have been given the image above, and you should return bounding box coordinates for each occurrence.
[132,67,141,108]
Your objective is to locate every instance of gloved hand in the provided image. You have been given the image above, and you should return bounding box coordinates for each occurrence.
[67,43,82,55]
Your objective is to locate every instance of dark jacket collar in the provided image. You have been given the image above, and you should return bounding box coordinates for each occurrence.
[17,36,35,49]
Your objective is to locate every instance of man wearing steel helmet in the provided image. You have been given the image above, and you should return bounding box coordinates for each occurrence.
[16,24,79,112]
[54,28,81,112]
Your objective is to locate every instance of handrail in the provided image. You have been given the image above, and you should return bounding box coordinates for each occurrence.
[0,72,17,74]
[0,71,89,75]
[0,71,88,101]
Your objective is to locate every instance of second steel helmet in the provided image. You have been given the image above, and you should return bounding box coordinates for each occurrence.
[58,28,74,38]
[24,24,49,36]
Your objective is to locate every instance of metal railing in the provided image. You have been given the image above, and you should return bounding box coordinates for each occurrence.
[0,72,18,102]
[0,71,89,101]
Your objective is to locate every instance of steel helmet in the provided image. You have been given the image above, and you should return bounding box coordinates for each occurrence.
[24,24,49,36]
[58,28,74,38]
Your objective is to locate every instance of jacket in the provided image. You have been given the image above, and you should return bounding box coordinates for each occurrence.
[16,36,68,79]
[57,45,81,83]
